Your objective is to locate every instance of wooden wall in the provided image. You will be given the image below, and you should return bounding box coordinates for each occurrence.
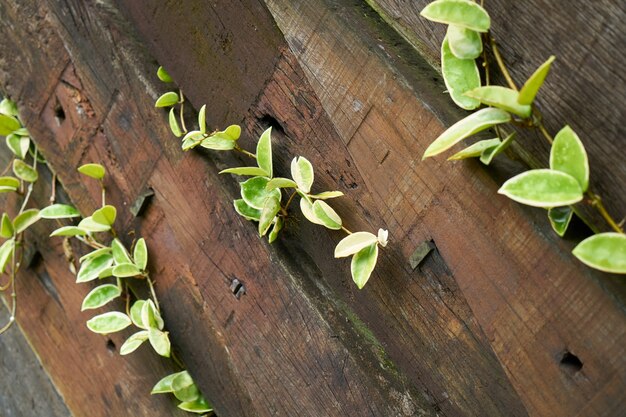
[0,0,624,416]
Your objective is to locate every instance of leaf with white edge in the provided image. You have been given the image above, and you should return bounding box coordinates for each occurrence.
[120,330,149,355]
[308,191,344,200]
[76,254,114,283]
[224,124,241,140]
[92,205,116,226]
[18,136,30,159]
[300,197,324,226]
[152,371,187,394]
[0,114,20,135]
[86,312,132,334]
[148,328,171,358]
[498,169,583,208]
[13,209,40,234]
[141,300,164,330]
[40,204,80,219]
[423,107,511,159]
[441,36,481,110]
[6,134,29,159]
[112,263,143,278]
[465,86,531,118]
[168,108,182,137]
[181,131,204,151]
[240,176,281,210]
[446,25,482,59]
[256,127,273,177]
[233,199,262,221]
[198,104,206,134]
[480,132,515,165]
[130,300,146,329]
[77,163,105,180]
[0,239,15,274]
[12,159,38,183]
[291,156,314,193]
[548,206,573,237]
[312,200,342,230]
[572,233,626,274]
[266,177,298,190]
[111,238,133,265]
[178,398,213,414]
[200,133,237,151]
[98,266,114,279]
[268,217,284,244]
[172,371,200,402]
[79,247,111,263]
[335,232,379,258]
[134,238,148,271]
[155,91,179,108]
[156,66,173,83]
[377,228,389,247]
[351,243,379,289]
[258,196,281,237]
[550,125,589,192]
[1,214,14,238]
[50,226,86,237]
[0,186,17,193]
[0,98,18,117]
[518,56,556,105]
[78,216,110,233]
[220,167,268,177]
[0,176,20,189]
[81,284,122,311]
[448,138,501,160]
[421,0,490,32]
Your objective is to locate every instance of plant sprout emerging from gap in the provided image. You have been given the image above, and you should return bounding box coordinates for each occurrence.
[420,0,626,274]
[155,67,388,288]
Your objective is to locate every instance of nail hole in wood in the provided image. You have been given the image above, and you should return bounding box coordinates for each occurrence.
[54,100,65,125]
[106,339,116,353]
[559,350,582,374]
[258,114,285,136]
[229,278,246,299]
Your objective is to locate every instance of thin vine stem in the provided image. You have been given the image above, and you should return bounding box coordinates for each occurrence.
[234,145,256,159]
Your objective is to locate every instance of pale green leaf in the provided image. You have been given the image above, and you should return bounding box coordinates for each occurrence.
[6,134,29,159]
[266,177,297,190]
[40,204,80,219]
[312,200,342,230]
[220,167,268,177]
[141,300,164,330]
[498,169,583,208]
[446,25,482,59]
[81,284,122,311]
[258,196,281,237]
[79,247,112,263]
[198,104,207,134]
[518,56,556,105]
[130,300,146,329]
[98,266,114,279]
[572,233,626,274]
[256,127,273,177]
[0,114,20,135]
[233,199,262,221]
[151,371,186,394]
[111,238,133,264]
[78,216,110,233]
[13,209,40,233]
[86,312,131,334]
[13,159,38,183]
[200,133,237,151]
[224,124,241,140]
[0,239,15,274]
[0,98,18,117]
[77,253,114,283]
[181,131,204,151]
[77,163,105,180]
[0,176,20,189]
[291,156,314,193]
[1,213,14,238]
[448,138,501,160]
[13,127,29,136]
[268,217,284,244]
[120,330,149,355]
[351,243,379,289]
[549,125,589,192]
[423,107,511,158]
[134,238,148,271]
[480,132,515,165]
[156,66,173,83]
[308,191,344,200]
[178,398,213,414]
[465,86,531,118]
[148,328,171,358]
[441,36,481,110]
[548,206,573,237]
[335,232,378,258]
[421,0,490,32]
[172,371,200,402]
[155,91,179,108]
[50,226,87,237]
[169,108,182,137]
[377,228,389,247]
[240,176,281,210]
[92,205,116,226]
[300,197,324,226]
[112,263,142,278]
[0,186,17,193]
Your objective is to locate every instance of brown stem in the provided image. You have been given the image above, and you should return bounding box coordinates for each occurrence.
[489,36,518,91]
[588,192,624,233]
[283,191,298,212]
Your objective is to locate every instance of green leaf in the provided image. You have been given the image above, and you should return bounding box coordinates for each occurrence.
[335,232,379,258]
[0,176,20,189]
[148,328,171,357]
[178,398,213,414]
[480,132,515,165]
[6,134,29,159]
[465,86,531,118]
[92,205,116,226]
[308,191,344,200]
[78,216,110,233]
[220,167,268,177]
[266,177,298,190]
[141,300,164,330]
[548,206,573,237]
[233,199,262,221]
[155,92,179,108]
[351,243,379,289]
[498,169,583,208]
[198,104,207,134]
[12,127,29,137]
[421,0,490,32]
[0,239,15,274]
[0,114,20,135]
[268,217,284,243]
[446,25,482,59]
[151,371,186,394]
[40,204,80,219]
[112,238,133,264]
[77,253,114,283]
[98,266,114,279]
[448,138,501,160]
[181,131,205,151]
[12,159,38,183]
[112,263,143,278]
[224,124,241,140]
[0,98,18,117]
[572,233,626,274]
[77,163,105,180]
[312,200,342,230]
[172,371,200,402]
[518,56,556,105]
[441,36,481,110]
[168,107,182,137]
[156,66,173,83]
[13,209,40,233]
[300,197,324,226]
[50,226,87,237]
[423,107,511,159]
[240,176,281,210]
[200,133,237,151]
[1,213,14,238]
[81,284,122,311]
[258,196,281,237]
[0,186,17,193]
[120,330,149,355]
[134,238,148,271]
[86,311,131,334]
[256,127,273,177]
[291,156,314,193]
[549,125,589,192]
[130,300,147,329]
[79,247,112,263]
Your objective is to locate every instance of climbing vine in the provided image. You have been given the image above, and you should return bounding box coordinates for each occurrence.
[420,0,626,274]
